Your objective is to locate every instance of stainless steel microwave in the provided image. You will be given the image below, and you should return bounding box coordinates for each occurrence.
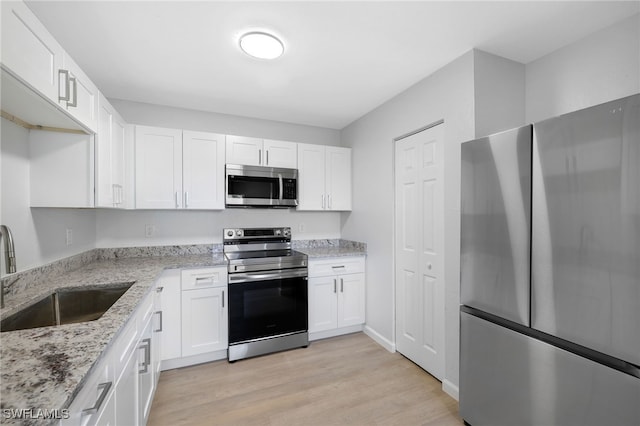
[225,164,298,208]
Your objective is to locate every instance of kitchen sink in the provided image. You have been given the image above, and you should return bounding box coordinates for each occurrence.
[0,282,134,332]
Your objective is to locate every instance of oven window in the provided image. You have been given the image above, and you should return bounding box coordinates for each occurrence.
[229,276,307,344]
[227,175,279,199]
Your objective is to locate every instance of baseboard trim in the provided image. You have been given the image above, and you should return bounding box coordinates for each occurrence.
[363,325,395,353]
[442,379,459,401]
[161,349,227,371]
[310,324,363,341]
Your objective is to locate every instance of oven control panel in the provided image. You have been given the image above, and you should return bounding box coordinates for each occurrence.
[223,227,291,242]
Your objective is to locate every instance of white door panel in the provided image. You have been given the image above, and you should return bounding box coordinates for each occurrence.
[395,123,444,380]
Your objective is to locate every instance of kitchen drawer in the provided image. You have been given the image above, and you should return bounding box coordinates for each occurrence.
[308,256,365,277]
[181,267,226,290]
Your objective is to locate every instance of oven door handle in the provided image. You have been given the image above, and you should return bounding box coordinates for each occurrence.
[228,268,308,284]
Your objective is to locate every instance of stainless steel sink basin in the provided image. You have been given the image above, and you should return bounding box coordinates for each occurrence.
[1,282,134,332]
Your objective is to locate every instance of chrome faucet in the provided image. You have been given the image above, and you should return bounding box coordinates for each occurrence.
[1,225,18,308]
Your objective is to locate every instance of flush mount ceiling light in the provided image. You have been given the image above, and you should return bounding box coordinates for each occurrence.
[239,31,284,60]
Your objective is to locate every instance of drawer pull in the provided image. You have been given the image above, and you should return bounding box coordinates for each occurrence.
[155,310,163,332]
[139,338,151,374]
[82,381,112,415]
[195,276,215,284]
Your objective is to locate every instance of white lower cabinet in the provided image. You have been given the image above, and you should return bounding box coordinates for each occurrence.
[64,282,162,426]
[158,270,181,362]
[138,316,154,425]
[93,389,116,426]
[158,267,229,370]
[181,267,228,357]
[64,352,114,426]
[308,256,365,338]
[115,348,139,426]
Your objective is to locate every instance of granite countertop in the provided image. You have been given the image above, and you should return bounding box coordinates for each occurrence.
[293,239,367,258]
[0,251,226,424]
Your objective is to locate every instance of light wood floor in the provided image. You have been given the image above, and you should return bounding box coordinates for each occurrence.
[148,333,463,426]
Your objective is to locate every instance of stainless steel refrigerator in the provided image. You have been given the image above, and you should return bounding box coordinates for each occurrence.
[460,94,640,426]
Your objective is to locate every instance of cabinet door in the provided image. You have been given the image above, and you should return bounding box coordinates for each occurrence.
[64,355,114,426]
[58,53,99,132]
[138,318,154,426]
[263,139,297,168]
[183,131,225,209]
[135,126,183,209]
[111,114,127,207]
[308,276,338,333]
[297,144,326,210]
[337,273,365,327]
[30,130,95,208]
[226,135,262,166]
[159,270,181,362]
[96,100,114,207]
[181,287,228,356]
[153,285,163,378]
[1,1,63,103]
[326,147,352,211]
[94,390,116,426]
[116,348,139,426]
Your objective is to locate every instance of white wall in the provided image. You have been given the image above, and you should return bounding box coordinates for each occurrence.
[0,119,96,274]
[526,13,640,123]
[110,99,341,146]
[340,50,476,397]
[96,209,340,247]
[474,51,526,136]
[96,100,343,247]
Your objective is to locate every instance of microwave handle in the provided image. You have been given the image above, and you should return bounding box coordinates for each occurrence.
[278,174,283,201]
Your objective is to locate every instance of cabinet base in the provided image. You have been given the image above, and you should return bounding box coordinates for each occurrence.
[228,331,309,362]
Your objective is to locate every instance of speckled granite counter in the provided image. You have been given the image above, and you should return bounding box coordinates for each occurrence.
[293,239,367,258]
[0,246,226,425]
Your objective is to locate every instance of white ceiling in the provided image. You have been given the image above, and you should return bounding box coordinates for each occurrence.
[25,1,639,129]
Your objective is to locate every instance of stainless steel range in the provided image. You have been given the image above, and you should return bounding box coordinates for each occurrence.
[223,227,309,361]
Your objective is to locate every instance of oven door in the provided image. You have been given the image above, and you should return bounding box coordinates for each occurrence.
[228,268,308,344]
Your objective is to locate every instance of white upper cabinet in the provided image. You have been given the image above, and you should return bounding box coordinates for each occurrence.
[1,1,99,133]
[297,144,352,211]
[30,130,95,208]
[57,53,99,132]
[1,0,63,103]
[325,147,352,211]
[263,139,298,168]
[226,135,262,166]
[135,126,183,209]
[226,135,297,168]
[182,130,226,209]
[96,94,128,208]
[135,126,225,210]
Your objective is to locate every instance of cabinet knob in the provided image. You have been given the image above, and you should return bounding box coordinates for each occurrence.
[427,263,432,270]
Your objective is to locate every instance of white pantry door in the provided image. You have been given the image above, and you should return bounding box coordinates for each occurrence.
[394,123,445,380]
